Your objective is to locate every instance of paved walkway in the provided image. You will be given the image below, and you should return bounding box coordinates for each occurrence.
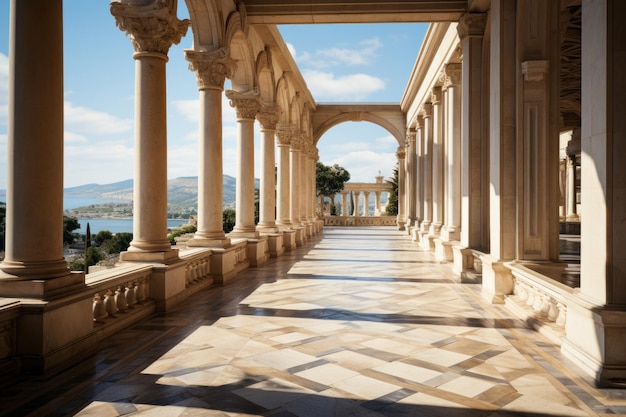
[3,227,626,416]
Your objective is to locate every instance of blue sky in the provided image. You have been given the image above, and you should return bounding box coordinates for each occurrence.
[0,1,426,189]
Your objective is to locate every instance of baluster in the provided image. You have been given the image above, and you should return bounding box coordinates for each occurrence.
[115,286,127,312]
[93,293,107,321]
[104,290,117,316]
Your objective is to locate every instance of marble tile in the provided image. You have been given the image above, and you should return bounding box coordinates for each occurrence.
[4,227,623,417]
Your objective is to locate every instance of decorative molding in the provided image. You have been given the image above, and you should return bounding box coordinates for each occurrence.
[110,0,189,56]
[406,128,417,145]
[396,146,406,160]
[522,60,549,82]
[430,87,442,105]
[420,103,433,119]
[442,63,462,89]
[185,48,237,90]
[457,13,487,40]
[225,89,260,120]
[276,123,295,146]
[257,105,282,130]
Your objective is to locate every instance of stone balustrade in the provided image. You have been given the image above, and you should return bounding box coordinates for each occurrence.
[86,264,154,324]
[179,248,213,288]
[324,216,397,227]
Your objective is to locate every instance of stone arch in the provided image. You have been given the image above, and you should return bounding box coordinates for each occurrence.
[256,48,275,105]
[184,0,223,49]
[312,104,406,146]
[290,93,303,131]
[225,12,255,91]
[276,74,291,123]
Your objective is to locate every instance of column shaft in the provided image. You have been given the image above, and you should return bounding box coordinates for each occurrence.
[276,126,292,228]
[430,88,444,236]
[421,105,433,231]
[0,0,74,293]
[397,147,407,229]
[290,141,301,226]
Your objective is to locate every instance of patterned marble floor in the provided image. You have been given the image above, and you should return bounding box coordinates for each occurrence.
[2,227,626,416]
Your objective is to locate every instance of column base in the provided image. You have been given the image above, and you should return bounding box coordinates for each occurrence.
[440,225,460,242]
[434,239,456,262]
[0,270,85,299]
[282,229,297,251]
[397,220,406,231]
[257,224,279,234]
[563,297,626,387]
[119,248,180,264]
[417,231,434,250]
[565,214,580,222]
[247,236,269,267]
[452,246,475,275]
[228,229,261,239]
[480,256,514,304]
[187,236,232,248]
[262,233,284,258]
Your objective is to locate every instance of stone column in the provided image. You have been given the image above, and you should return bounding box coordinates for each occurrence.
[565,155,579,221]
[406,129,417,231]
[341,191,348,216]
[374,191,381,216]
[396,146,407,230]
[276,124,293,228]
[458,13,487,251]
[0,0,81,297]
[561,0,626,387]
[429,87,444,238]
[226,89,260,238]
[415,116,425,228]
[112,0,188,262]
[185,48,235,247]
[363,191,371,216]
[257,106,281,233]
[290,134,302,227]
[482,0,517,303]
[440,63,462,243]
[420,104,433,233]
[298,137,309,226]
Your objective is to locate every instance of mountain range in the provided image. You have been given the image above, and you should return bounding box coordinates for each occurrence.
[63,175,256,210]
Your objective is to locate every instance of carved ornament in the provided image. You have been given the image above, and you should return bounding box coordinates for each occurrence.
[257,105,282,131]
[225,89,260,120]
[431,87,442,104]
[110,0,189,56]
[276,123,295,146]
[442,63,462,89]
[420,103,433,119]
[185,48,237,90]
[396,147,406,160]
[457,13,487,40]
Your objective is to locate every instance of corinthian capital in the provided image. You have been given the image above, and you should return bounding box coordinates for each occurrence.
[442,63,462,89]
[457,13,487,40]
[257,105,282,131]
[111,0,189,56]
[225,89,260,120]
[396,146,406,160]
[405,128,416,146]
[185,48,237,90]
[276,123,295,146]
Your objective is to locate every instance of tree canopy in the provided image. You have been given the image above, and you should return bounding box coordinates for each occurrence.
[316,162,351,197]
[385,164,399,216]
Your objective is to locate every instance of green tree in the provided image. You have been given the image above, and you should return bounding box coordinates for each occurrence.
[223,209,236,233]
[385,164,399,216]
[63,216,81,246]
[316,162,350,215]
[94,230,113,245]
[84,246,103,271]
[167,225,197,245]
[101,232,133,254]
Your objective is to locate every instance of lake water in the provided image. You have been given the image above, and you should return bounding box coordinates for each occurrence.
[76,218,188,235]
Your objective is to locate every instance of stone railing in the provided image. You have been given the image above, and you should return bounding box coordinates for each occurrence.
[86,264,154,325]
[0,299,20,383]
[324,216,397,226]
[179,248,213,288]
[504,261,575,344]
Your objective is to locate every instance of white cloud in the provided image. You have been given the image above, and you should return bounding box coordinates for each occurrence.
[64,101,132,135]
[64,139,135,187]
[64,131,88,144]
[302,70,385,101]
[171,99,199,123]
[328,150,396,183]
[298,37,382,68]
[375,134,399,149]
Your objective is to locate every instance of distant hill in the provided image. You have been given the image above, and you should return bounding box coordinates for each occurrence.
[63,175,257,210]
